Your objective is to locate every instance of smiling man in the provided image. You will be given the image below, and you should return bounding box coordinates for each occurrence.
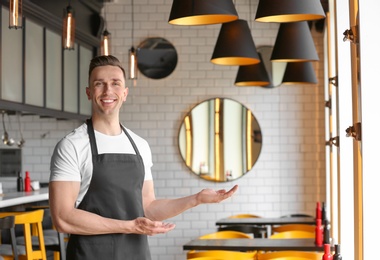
[49,55,238,260]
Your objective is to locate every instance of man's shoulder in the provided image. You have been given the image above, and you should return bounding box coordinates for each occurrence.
[57,123,89,148]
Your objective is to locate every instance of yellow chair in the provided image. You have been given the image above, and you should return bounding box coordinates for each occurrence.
[269,230,315,239]
[228,214,261,219]
[187,231,254,259]
[257,250,323,260]
[188,250,256,260]
[187,257,224,260]
[272,224,315,234]
[219,214,267,238]
[199,230,253,239]
[0,210,47,260]
[23,206,66,260]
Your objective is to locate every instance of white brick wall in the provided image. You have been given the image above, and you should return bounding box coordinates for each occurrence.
[0,0,326,259]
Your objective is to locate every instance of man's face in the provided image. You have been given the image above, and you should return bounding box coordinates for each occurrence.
[86,65,128,117]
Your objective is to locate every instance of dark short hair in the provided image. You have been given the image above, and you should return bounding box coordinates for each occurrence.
[88,55,126,83]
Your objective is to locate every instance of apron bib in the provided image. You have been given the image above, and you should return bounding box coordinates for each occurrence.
[66,119,151,260]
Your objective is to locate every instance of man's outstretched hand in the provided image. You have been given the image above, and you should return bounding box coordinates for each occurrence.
[196,185,238,204]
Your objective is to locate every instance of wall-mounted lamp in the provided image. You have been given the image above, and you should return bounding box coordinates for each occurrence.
[234,53,271,87]
[326,136,339,147]
[168,0,238,26]
[9,0,23,29]
[211,19,260,66]
[62,3,75,50]
[271,21,319,62]
[329,76,338,86]
[346,122,361,141]
[255,0,325,23]
[281,62,317,85]
[343,25,359,44]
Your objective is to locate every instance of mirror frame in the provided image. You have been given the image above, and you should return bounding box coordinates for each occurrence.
[178,98,262,182]
[137,37,178,79]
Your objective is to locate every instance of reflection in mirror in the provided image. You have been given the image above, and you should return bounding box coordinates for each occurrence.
[257,46,287,87]
[178,98,262,182]
[137,37,178,79]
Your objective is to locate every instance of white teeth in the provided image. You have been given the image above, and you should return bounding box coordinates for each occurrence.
[102,99,114,103]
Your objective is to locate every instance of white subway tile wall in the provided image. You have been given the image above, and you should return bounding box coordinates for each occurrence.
[0,0,326,259]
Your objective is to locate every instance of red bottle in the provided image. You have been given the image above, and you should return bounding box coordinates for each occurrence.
[315,218,323,246]
[323,243,333,260]
[24,171,31,192]
[316,201,322,219]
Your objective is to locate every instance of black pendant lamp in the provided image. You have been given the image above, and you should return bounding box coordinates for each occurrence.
[234,53,271,87]
[168,0,238,26]
[211,19,260,66]
[255,0,325,23]
[281,62,317,85]
[271,21,319,62]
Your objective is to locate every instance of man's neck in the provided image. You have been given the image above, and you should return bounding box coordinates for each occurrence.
[91,115,122,136]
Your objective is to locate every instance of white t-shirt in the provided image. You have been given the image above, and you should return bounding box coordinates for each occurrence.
[50,123,153,207]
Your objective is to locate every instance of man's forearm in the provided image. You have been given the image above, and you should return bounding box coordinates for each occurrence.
[144,194,200,221]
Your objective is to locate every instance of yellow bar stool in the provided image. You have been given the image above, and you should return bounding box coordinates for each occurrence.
[0,210,47,260]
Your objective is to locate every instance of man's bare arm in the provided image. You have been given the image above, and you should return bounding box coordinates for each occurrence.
[143,180,238,221]
[49,181,175,236]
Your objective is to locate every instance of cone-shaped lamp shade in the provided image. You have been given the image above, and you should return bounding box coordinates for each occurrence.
[168,0,238,26]
[211,19,260,66]
[255,0,325,23]
[271,21,319,62]
[282,62,317,85]
[235,53,271,87]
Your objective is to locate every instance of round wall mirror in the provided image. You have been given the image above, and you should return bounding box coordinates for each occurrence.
[178,98,262,182]
[137,37,178,79]
[257,46,287,88]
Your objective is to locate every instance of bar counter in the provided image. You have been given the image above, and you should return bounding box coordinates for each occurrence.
[0,188,49,208]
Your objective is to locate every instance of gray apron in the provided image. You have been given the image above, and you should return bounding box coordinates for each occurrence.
[66,119,151,260]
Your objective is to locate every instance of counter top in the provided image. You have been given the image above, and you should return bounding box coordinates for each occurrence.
[0,188,49,208]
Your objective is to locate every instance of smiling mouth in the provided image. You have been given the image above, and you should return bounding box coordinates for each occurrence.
[101,99,116,103]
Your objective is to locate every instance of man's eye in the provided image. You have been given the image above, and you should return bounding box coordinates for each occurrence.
[94,82,103,86]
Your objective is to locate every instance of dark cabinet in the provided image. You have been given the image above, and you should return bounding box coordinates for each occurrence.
[0,1,102,120]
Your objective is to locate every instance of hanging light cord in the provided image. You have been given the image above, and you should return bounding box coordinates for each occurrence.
[104,0,107,30]
[131,0,134,45]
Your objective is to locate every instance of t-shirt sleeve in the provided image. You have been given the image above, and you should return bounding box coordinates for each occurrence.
[50,137,82,182]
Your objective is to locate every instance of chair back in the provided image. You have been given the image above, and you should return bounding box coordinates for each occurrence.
[257,250,323,260]
[0,210,46,260]
[187,250,256,260]
[228,214,261,219]
[0,216,18,260]
[199,230,252,239]
[272,224,315,233]
[269,230,315,239]
[280,214,314,218]
[187,257,224,260]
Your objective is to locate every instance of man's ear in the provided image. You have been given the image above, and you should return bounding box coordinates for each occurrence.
[123,87,129,102]
[86,87,91,100]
